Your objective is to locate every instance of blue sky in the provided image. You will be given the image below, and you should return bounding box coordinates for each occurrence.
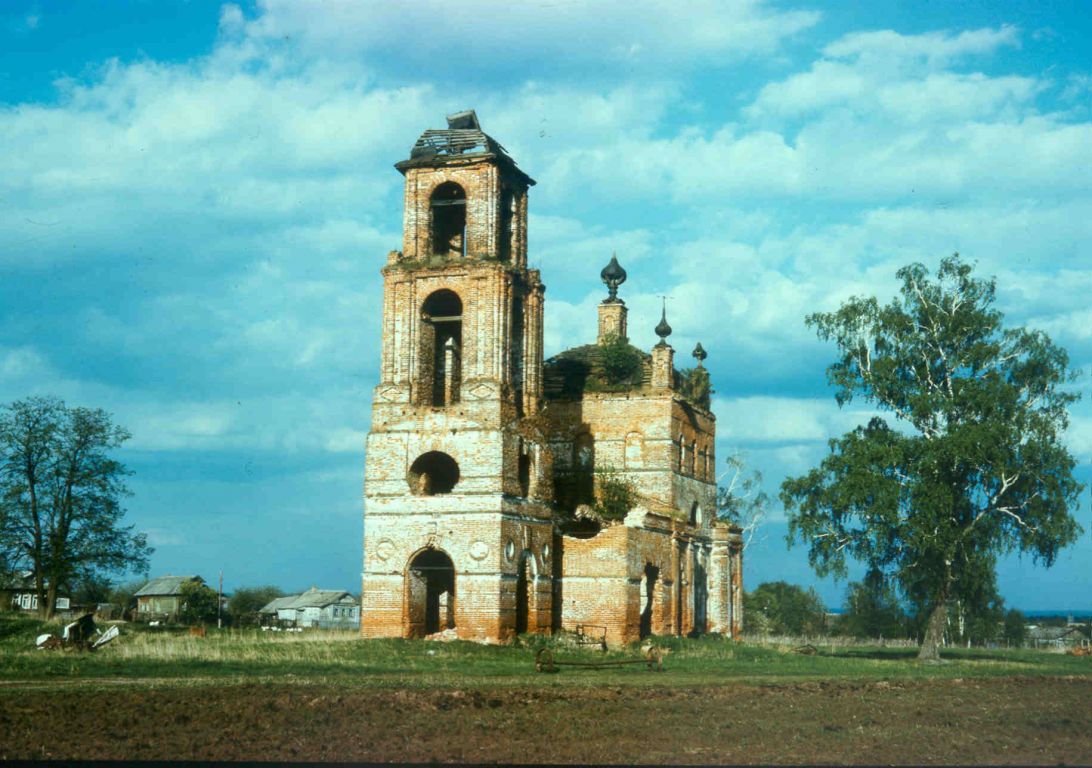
[2,1,1090,610]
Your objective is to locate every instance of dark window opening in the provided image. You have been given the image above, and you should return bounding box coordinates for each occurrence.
[518,450,531,498]
[407,548,455,637]
[408,451,460,495]
[500,188,516,262]
[689,501,701,526]
[511,294,524,416]
[572,432,595,507]
[689,440,697,476]
[421,290,462,406]
[430,182,466,257]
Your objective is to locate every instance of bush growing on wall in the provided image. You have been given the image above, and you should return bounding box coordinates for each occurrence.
[593,467,638,521]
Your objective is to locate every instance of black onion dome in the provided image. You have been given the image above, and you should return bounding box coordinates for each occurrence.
[655,302,672,343]
[600,253,627,302]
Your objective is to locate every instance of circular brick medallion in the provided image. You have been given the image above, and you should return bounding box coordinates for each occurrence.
[469,540,490,561]
[374,539,395,562]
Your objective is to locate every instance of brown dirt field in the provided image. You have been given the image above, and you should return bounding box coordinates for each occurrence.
[1,676,1090,764]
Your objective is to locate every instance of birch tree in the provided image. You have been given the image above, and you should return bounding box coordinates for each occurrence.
[780,255,1083,661]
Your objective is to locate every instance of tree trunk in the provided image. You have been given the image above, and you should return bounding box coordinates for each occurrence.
[918,600,948,662]
[45,582,58,620]
[34,571,47,620]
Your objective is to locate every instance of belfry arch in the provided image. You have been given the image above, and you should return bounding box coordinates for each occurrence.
[419,289,462,406]
[430,181,466,257]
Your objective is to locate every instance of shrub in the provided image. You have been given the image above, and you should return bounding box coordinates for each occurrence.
[593,467,638,521]
[598,333,641,386]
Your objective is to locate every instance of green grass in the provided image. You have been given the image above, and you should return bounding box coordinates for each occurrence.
[1,614,1088,690]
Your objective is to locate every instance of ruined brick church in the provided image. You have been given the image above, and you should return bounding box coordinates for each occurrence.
[361,111,742,646]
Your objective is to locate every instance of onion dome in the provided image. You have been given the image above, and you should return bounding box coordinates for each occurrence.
[655,299,672,346]
[692,342,707,367]
[600,252,627,303]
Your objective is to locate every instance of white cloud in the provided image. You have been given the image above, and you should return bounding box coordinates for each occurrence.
[822,25,1020,67]
[239,0,820,71]
[714,395,878,444]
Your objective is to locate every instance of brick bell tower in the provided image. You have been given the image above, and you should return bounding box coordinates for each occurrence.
[361,111,554,642]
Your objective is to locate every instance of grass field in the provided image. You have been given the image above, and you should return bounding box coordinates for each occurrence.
[2,615,1091,763]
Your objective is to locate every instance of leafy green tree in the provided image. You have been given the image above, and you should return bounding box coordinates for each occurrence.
[71,574,114,607]
[781,256,1083,661]
[743,581,827,636]
[837,570,907,639]
[1003,609,1027,646]
[716,452,769,550]
[228,585,285,626]
[0,396,152,618]
[179,580,220,625]
[108,579,146,620]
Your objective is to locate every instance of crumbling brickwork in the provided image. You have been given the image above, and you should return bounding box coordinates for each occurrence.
[361,111,742,645]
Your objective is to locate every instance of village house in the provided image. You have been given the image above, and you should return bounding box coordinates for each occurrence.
[0,570,71,614]
[360,111,743,646]
[133,575,204,622]
[260,589,359,629]
[1026,624,1091,652]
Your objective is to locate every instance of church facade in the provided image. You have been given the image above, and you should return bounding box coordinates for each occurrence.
[360,111,742,646]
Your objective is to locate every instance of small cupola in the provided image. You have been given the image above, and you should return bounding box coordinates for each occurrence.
[597,252,629,343]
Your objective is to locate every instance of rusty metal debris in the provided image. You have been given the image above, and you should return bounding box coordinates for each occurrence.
[574,624,608,651]
[535,645,664,673]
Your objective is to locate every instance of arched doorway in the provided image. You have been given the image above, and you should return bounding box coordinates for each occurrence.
[640,563,660,639]
[515,550,536,635]
[693,557,708,636]
[405,548,456,637]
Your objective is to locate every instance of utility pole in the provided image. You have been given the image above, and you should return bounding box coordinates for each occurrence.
[218,570,223,630]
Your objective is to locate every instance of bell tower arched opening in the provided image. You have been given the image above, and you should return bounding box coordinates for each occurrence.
[420,290,462,406]
[430,182,466,257]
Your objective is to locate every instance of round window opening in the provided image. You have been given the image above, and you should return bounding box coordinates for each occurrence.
[407,451,460,495]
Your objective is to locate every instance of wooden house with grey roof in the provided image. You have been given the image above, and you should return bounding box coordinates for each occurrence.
[134,575,204,622]
[263,588,359,629]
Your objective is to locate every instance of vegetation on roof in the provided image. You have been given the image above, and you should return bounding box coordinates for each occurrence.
[678,366,713,409]
[543,339,650,397]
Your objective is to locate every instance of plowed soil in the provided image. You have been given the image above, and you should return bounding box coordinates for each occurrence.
[2,676,1090,763]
